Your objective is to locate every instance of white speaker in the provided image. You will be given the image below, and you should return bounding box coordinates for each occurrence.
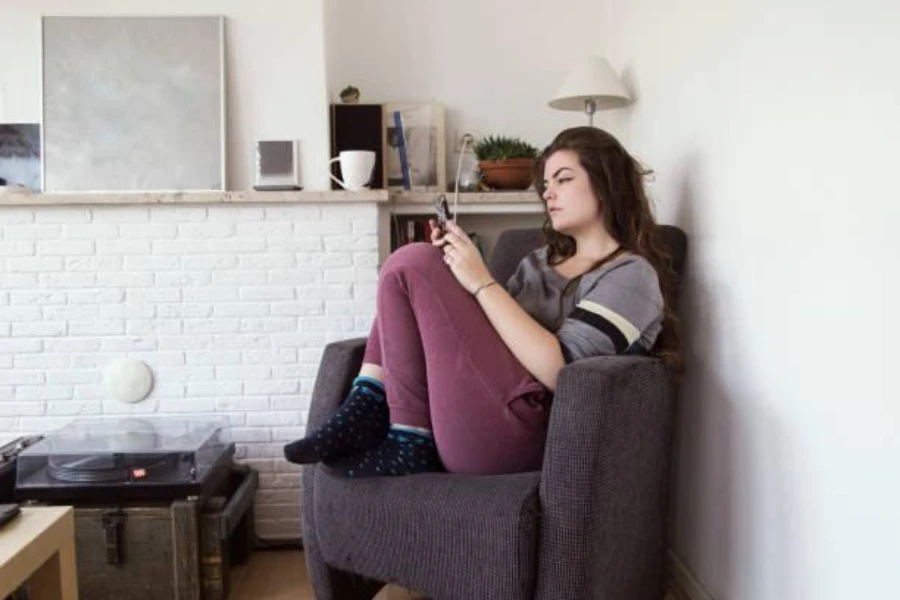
[254,140,302,190]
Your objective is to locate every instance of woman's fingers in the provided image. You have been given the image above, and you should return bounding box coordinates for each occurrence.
[432,221,472,250]
[443,231,469,249]
[442,244,457,265]
[437,224,478,270]
[443,245,458,260]
[429,219,449,246]
[445,221,473,244]
[428,219,442,244]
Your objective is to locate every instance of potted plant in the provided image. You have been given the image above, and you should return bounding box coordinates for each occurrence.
[473,135,539,190]
[339,85,360,104]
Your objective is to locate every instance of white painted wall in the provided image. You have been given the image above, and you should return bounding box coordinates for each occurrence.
[326,0,613,175]
[0,201,379,539]
[0,0,331,190]
[602,0,899,598]
[3,1,897,585]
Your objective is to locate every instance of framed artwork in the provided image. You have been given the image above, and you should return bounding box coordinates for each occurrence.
[383,102,446,192]
[41,16,226,192]
[0,124,41,191]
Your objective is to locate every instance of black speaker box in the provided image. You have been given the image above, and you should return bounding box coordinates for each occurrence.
[330,104,385,190]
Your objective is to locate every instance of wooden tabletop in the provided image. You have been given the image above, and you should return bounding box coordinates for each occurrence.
[0,506,78,599]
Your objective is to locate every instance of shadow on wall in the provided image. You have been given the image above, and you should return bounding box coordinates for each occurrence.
[616,64,638,142]
[667,155,796,599]
[595,64,637,142]
[666,153,735,598]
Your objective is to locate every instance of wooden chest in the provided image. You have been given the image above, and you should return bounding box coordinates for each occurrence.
[69,464,257,600]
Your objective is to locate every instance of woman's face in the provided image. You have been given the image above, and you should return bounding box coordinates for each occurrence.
[541,150,601,234]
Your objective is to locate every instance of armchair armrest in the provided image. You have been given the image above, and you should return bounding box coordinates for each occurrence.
[534,356,676,600]
[301,337,375,598]
[305,337,368,434]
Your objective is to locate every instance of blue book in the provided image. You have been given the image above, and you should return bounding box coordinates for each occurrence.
[393,110,411,189]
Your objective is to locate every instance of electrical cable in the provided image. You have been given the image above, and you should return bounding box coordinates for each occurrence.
[452,134,475,224]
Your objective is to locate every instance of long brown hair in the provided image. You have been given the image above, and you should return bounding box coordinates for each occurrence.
[532,126,682,374]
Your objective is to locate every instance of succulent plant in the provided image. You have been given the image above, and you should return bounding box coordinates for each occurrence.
[339,85,361,103]
[473,135,539,161]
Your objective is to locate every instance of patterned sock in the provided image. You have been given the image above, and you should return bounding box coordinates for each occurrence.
[283,376,389,464]
[323,425,443,478]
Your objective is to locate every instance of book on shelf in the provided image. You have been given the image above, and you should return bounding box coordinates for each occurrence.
[391,217,484,257]
[394,216,433,246]
[392,110,411,190]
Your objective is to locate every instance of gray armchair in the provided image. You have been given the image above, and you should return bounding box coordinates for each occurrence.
[300,226,687,600]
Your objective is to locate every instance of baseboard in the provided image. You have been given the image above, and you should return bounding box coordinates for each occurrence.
[666,549,715,600]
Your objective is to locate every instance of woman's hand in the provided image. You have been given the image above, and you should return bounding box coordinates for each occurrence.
[430,219,494,294]
[428,218,444,245]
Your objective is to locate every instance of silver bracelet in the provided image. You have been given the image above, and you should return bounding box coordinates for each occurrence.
[473,280,499,297]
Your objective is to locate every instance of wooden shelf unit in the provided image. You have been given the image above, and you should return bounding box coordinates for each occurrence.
[378,191,545,265]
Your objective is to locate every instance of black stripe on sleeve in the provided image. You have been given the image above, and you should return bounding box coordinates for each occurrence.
[569,307,629,354]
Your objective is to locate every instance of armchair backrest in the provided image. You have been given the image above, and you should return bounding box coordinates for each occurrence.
[489,225,688,308]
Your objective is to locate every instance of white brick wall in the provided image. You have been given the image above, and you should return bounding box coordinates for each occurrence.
[0,202,379,540]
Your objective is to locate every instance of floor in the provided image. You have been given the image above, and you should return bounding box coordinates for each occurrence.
[230,549,419,599]
[230,550,682,599]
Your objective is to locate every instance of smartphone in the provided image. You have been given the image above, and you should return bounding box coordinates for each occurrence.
[433,194,453,235]
[0,503,20,527]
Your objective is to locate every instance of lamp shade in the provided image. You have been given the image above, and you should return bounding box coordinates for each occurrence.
[549,56,631,111]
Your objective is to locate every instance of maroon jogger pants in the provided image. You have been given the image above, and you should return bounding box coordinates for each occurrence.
[362,243,551,474]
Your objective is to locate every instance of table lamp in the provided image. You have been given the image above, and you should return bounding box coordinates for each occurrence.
[548,56,631,126]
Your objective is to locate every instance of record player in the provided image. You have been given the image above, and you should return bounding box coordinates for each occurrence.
[15,417,235,503]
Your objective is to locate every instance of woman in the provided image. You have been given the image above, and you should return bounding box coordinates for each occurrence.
[284,127,680,477]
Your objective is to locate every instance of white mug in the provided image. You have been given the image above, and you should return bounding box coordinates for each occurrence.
[329,150,376,190]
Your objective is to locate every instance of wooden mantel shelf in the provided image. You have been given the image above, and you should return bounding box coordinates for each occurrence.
[0,189,547,209]
[391,190,538,204]
[389,190,542,215]
[0,189,390,207]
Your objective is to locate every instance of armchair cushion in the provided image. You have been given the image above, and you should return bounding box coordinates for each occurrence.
[313,467,542,599]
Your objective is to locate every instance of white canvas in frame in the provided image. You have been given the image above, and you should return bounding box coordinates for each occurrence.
[41,16,226,192]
